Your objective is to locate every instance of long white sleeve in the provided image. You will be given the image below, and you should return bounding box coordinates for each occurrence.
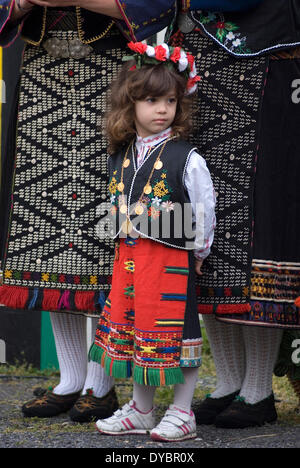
[184,151,216,260]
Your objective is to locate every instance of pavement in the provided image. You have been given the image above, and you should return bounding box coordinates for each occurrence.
[0,376,300,450]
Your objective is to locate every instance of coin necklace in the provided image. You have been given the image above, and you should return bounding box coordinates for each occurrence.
[117,139,170,234]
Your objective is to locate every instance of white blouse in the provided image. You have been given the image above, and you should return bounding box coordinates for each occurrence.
[135,128,216,260]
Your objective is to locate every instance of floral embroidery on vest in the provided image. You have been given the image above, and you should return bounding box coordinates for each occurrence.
[195,11,251,54]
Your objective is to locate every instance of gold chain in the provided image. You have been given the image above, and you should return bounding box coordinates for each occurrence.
[117,139,170,233]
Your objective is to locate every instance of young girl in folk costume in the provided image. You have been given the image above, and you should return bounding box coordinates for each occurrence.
[89,42,216,442]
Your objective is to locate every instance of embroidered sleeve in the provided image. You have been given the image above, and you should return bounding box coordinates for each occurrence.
[185,0,263,11]
[184,151,216,260]
[115,0,176,41]
[0,0,23,47]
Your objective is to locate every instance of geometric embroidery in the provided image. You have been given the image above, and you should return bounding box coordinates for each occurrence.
[177,31,268,307]
[250,259,300,303]
[1,31,124,294]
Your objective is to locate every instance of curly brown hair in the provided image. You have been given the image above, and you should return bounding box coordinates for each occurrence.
[106,62,194,153]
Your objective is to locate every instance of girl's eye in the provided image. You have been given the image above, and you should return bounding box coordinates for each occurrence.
[146,97,156,103]
[168,98,177,104]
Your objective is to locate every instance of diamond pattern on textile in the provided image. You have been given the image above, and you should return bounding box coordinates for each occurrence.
[179,33,268,306]
[2,32,124,292]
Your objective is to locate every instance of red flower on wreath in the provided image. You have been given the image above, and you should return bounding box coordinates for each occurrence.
[128,41,148,54]
[187,75,201,90]
[170,47,181,63]
[216,21,225,29]
[154,45,167,61]
[187,53,195,69]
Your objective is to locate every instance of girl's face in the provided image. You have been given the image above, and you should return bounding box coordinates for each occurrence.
[134,92,178,138]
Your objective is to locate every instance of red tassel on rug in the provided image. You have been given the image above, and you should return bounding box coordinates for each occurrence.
[74,291,96,312]
[216,303,252,315]
[197,304,214,315]
[295,297,300,307]
[42,289,61,311]
[0,285,29,309]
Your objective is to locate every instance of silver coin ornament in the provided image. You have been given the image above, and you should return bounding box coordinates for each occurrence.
[178,12,196,34]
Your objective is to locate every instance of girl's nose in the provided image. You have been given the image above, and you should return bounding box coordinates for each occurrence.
[158,103,167,113]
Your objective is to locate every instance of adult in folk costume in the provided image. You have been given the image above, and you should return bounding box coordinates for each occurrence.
[0,0,175,421]
[169,0,300,428]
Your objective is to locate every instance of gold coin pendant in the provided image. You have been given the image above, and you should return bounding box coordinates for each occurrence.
[154,160,163,170]
[120,204,127,214]
[135,204,144,215]
[144,185,152,195]
[123,159,130,168]
[117,182,125,192]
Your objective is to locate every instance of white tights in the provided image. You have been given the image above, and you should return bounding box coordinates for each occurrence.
[132,367,199,413]
[202,315,283,404]
[50,312,114,397]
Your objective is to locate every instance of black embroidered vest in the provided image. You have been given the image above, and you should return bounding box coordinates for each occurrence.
[107,139,198,249]
[182,0,300,57]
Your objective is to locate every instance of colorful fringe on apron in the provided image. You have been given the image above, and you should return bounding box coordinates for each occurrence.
[89,237,202,386]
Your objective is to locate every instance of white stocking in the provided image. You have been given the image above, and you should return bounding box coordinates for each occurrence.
[202,315,246,398]
[50,312,87,395]
[240,326,283,404]
[133,382,156,413]
[173,367,199,411]
[82,317,115,397]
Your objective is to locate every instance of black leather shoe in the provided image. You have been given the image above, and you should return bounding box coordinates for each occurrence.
[215,393,278,429]
[69,387,119,423]
[192,390,240,425]
[22,388,81,418]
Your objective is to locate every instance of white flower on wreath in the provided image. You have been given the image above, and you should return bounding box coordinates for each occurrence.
[151,197,162,207]
[178,50,189,72]
[226,31,235,41]
[162,201,175,212]
[146,45,155,58]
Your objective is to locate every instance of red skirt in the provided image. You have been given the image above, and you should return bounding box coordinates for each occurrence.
[89,237,202,386]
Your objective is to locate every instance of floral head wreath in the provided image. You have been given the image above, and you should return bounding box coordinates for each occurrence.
[124,42,201,95]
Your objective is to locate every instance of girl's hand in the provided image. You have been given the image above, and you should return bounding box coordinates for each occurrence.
[195,259,203,276]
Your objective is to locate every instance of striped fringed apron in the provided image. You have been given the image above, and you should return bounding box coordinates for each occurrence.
[90,237,202,386]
